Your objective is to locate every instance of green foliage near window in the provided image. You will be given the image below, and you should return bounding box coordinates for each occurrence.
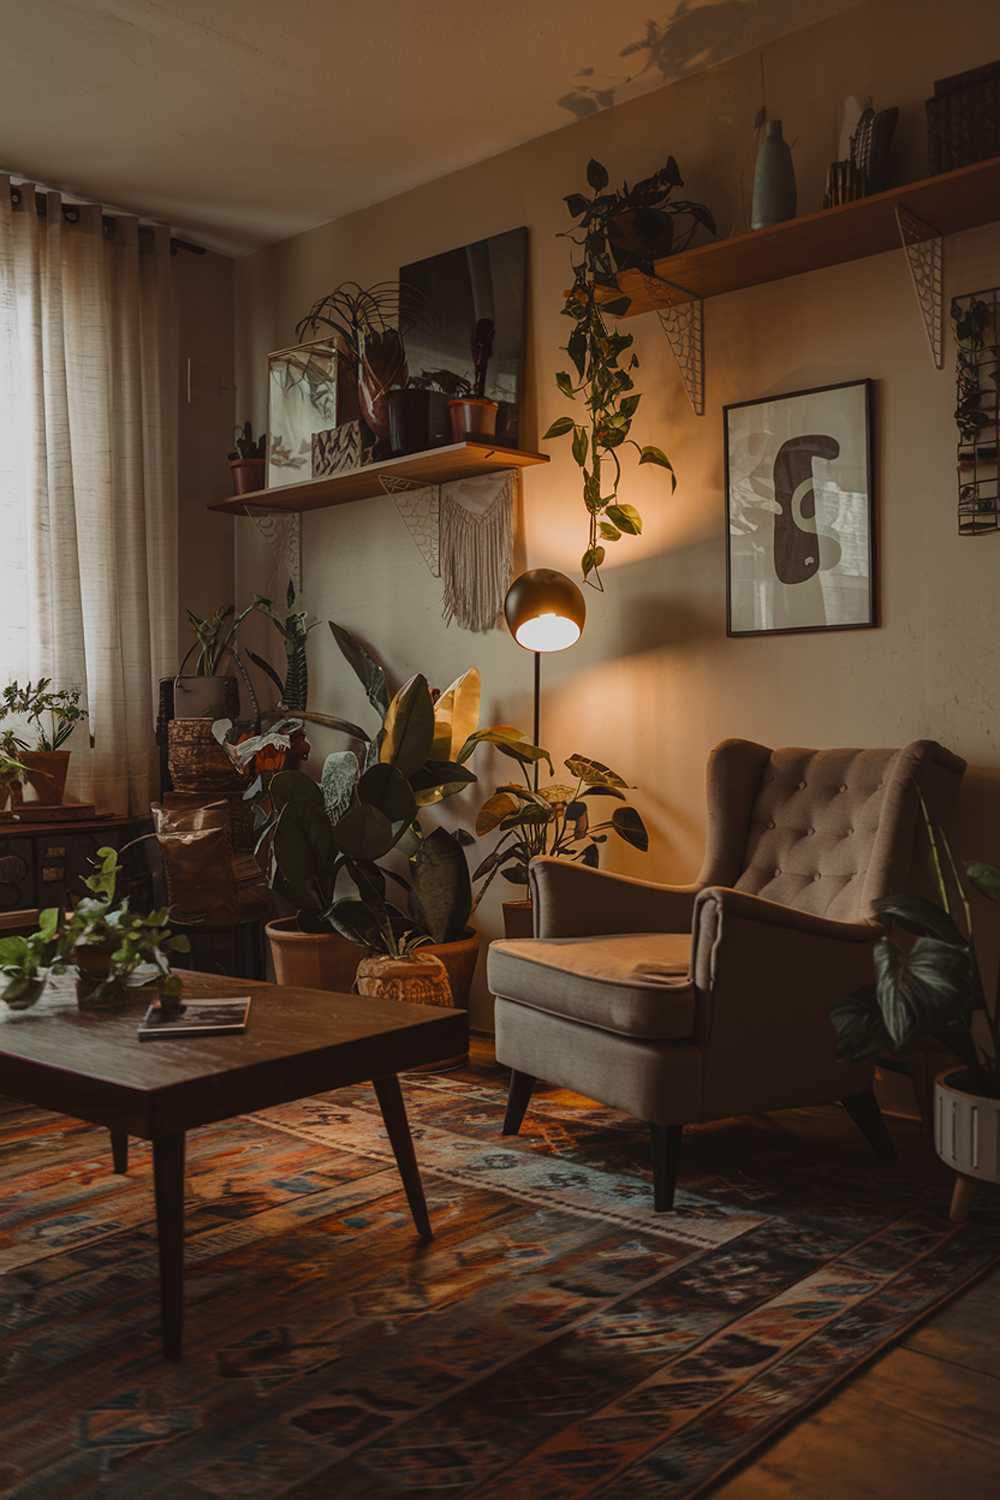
[831,801,1000,1098]
[0,679,86,752]
[472,747,649,905]
[185,604,255,677]
[546,156,715,586]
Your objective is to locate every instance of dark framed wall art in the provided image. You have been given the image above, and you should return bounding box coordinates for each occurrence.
[724,379,876,637]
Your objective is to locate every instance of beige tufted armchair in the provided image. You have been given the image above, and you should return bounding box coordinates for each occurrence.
[488,739,966,1210]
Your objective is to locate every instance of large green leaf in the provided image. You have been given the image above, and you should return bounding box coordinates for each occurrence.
[611,806,649,851]
[411,760,478,808]
[967,861,1000,903]
[431,668,481,762]
[872,894,966,944]
[565,754,628,788]
[409,828,473,944]
[456,725,525,764]
[496,740,555,776]
[330,797,397,861]
[872,934,975,1050]
[358,762,417,824]
[271,786,339,923]
[830,985,893,1060]
[380,674,435,777]
[329,621,389,716]
[476,791,519,835]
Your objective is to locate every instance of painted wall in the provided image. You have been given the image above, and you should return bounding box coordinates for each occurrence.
[231,0,1000,1029]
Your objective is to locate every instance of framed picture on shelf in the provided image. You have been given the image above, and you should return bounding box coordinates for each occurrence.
[724,378,876,637]
[266,337,357,487]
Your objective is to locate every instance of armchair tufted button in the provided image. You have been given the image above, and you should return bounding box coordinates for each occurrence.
[839,784,848,793]
[808,826,815,835]
[774,867,782,877]
[797,780,807,790]
[767,819,776,829]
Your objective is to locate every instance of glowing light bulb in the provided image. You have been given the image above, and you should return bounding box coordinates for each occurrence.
[514,613,581,652]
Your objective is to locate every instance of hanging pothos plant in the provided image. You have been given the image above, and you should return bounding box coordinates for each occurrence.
[546,156,714,588]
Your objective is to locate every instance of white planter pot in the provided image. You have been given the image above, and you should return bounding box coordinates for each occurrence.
[935,1068,1000,1184]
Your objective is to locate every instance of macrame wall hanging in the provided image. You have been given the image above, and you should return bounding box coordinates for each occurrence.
[387,469,516,632]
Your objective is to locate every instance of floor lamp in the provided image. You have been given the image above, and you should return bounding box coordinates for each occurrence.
[503,569,586,789]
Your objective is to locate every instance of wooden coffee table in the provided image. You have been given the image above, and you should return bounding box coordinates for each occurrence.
[0,971,466,1359]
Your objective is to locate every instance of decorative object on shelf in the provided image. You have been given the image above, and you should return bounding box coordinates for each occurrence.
[227,421,266,496]
[359,327,408,459]
[724,379,875,636]
[400,227,527,447]
[751,119,796,229]
[830,813,1000,1224]
[927,60,1000,175]
[0,680,86,806]
[551,158,690,585]
[386,387,450,457]
[824,101,899,207]
[951,287,1000,535]
[503,569,586,786]
[440,471,515,633]
[473,749,648,923]
[266,336,348,487]
[312,419,369,477]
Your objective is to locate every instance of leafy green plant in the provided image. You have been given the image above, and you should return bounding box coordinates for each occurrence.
[265,625,518,952]
[831,806,1000,1098]
[472,748,649,905]
[246,582,320,712]
[547,155,713,586]
[228,420,266,461]
[185,604,255,677]
[64,847,191,1004]
[0,679,87,752]
[0,908,64,1009]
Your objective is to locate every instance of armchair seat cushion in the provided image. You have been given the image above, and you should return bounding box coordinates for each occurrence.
[488,932,695,1041]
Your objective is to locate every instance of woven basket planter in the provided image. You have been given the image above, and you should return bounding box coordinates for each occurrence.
[356,952,468,1069]
[167,718,243,797]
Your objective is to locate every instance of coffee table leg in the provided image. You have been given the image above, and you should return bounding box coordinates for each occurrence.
[152,1133,186,1360]
[110,1127,128,1175]
[373,1075,432,1240]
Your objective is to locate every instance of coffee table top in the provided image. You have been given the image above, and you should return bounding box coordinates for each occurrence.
[0,971,466,1137]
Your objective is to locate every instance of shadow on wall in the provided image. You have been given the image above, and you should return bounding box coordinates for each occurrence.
[557,0,838,117]
[959,766,1000,1002]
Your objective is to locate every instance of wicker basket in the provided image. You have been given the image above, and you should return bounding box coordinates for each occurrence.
[167,718,244,796]
[927,61,1000,173]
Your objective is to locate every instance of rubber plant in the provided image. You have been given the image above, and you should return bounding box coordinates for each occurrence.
[265,623,524,951]
[472,747,649,905]
[548,156,714,587]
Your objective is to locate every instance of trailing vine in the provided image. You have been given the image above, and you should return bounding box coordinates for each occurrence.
[546,156,713,588]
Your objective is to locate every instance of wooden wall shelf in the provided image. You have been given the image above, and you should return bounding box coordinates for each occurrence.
[603,155,1000,316]
[209,439,549,516]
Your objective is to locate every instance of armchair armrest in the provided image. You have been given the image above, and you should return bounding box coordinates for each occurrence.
[691,885,879,1118]
[529,856,698,939]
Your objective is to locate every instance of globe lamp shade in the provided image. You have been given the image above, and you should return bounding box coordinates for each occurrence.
[503,569,586,653]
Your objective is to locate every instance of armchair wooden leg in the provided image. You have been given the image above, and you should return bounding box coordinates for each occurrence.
[502,1070,536,1136]
[650,1124,683,1211]
[842,1088,896,1162]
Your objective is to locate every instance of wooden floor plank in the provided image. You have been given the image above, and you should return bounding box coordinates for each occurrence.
[903,1264,1000,1379]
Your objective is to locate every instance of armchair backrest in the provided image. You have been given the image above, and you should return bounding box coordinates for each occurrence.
[698,739,966,923]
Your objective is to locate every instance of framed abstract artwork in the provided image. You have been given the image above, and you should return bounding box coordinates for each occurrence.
[724,379,876,637]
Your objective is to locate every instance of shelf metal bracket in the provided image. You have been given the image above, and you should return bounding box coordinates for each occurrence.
[896,205,944,369]
[657,298,705,416]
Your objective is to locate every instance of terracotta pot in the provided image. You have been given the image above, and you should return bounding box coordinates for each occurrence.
[265,914,364,993]
[935,1067,1000,1184]
[448,397,499,442]
[356,951,467,1069]
[420,927,480,1012]
[20,751,70,805]
[502,899,534,939]
[229,457,265,496]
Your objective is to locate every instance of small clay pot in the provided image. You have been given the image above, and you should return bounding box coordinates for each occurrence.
[20,751,71,806]
[265,915,364,993]
[229,457,266,497]
[448,397,499,442]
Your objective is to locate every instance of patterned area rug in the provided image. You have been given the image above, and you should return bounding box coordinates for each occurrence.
[1,1059,998,1499]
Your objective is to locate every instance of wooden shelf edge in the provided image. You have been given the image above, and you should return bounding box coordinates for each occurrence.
[208,439,550,516]
[595,154,1000,316]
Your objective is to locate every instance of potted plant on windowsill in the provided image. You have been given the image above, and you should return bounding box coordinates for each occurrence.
[0,680,87,805]
[0,732,28,818]
[831,808,1000,1223]
[473,748,650,937]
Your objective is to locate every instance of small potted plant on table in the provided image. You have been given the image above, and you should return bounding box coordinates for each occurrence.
[831,810,1000,1223]
[0,679,87,805]
[473,748,649,937]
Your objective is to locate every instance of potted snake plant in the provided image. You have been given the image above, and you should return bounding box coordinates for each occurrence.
[831,809,1000,1221]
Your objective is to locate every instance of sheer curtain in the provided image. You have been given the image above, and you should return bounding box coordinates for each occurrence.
[0,179,178,813]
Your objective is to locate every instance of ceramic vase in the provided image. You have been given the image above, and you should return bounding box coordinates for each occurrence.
[751,120,797,230]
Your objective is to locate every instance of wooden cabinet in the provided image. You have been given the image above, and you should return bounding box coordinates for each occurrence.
[0,817,152,914]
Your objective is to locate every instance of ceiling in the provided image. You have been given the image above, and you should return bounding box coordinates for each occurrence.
[1,0,857,254]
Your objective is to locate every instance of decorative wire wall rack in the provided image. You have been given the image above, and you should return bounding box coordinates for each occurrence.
[953,285,1000,535]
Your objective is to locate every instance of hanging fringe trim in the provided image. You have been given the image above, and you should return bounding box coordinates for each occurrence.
[439,472,514,633]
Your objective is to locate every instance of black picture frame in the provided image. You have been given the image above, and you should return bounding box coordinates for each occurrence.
[723,378,876,638]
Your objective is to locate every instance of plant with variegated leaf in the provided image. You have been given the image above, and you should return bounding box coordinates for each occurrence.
[472,746,649,907]
[246,581,320,712]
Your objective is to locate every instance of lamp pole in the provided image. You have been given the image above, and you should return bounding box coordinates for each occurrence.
[533,651,541,791]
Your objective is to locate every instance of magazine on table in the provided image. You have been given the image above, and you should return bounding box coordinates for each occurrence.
[137,997,252,1039]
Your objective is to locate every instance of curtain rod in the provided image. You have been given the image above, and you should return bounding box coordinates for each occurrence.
[8,184,206,256]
